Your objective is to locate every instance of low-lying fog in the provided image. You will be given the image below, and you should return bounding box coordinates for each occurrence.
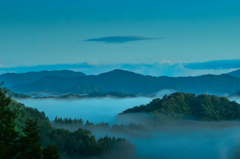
[103,123,240,159]
[16,97,153,124]
[15,93,240,159]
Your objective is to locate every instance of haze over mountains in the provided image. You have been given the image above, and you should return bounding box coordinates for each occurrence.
[0,69,240,97]
[0,70,86,87]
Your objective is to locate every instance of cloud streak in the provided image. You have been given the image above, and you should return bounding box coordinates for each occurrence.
[185,60,240,70]
[86,36,161,43]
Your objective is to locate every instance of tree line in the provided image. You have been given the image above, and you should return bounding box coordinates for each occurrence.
[52,117,147,134]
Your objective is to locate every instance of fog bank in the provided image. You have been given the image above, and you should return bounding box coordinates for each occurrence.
[16,97,152,124]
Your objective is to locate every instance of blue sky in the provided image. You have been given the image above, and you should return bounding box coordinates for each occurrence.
[0,0,240,76]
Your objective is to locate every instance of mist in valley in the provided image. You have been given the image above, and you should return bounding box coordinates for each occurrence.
[16,97,153,124]
[14,92,240,159]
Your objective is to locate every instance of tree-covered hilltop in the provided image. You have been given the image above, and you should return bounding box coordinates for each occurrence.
[2,88,138,159]
[121,92,240,121]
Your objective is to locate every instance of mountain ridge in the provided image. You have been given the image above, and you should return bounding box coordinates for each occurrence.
[0,70,86,87]
[9,69,240,96]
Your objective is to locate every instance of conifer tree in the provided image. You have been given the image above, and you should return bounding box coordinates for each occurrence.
[18,118,43,159]
[0,83,19,158]
[1,82,61,159]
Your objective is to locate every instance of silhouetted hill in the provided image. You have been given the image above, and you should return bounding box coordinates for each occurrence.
[10,69,240,96]
[0,70,85,87]
[120,92,240,121]
[227,69,240,78]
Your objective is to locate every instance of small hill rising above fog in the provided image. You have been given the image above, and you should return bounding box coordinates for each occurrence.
[9,69,240,96]
[121,92,240,121]
[0,70,85,87]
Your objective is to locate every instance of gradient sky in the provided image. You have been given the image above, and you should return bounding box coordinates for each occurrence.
[0,0,240,73]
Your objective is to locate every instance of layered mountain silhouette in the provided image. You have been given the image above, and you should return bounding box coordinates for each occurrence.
[6,69,240,96]
[227,69,240,79]
[0,70,85,87]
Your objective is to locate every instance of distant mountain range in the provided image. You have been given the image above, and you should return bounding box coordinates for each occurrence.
[35,91,136,99]
[0,70,85,87]
[3,69,240,96]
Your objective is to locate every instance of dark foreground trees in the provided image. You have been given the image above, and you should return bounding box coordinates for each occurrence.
[18,118,44,159]
[0,86,19,158]
[0,85,60,159]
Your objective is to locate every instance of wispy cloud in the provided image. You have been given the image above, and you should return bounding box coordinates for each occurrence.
[86,36,161,43]
[185,59,240,70]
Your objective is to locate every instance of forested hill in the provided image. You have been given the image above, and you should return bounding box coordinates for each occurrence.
[121,92,240,121]
[10,69,240,96]
[227,69,240,78]
[0,70,85,87]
